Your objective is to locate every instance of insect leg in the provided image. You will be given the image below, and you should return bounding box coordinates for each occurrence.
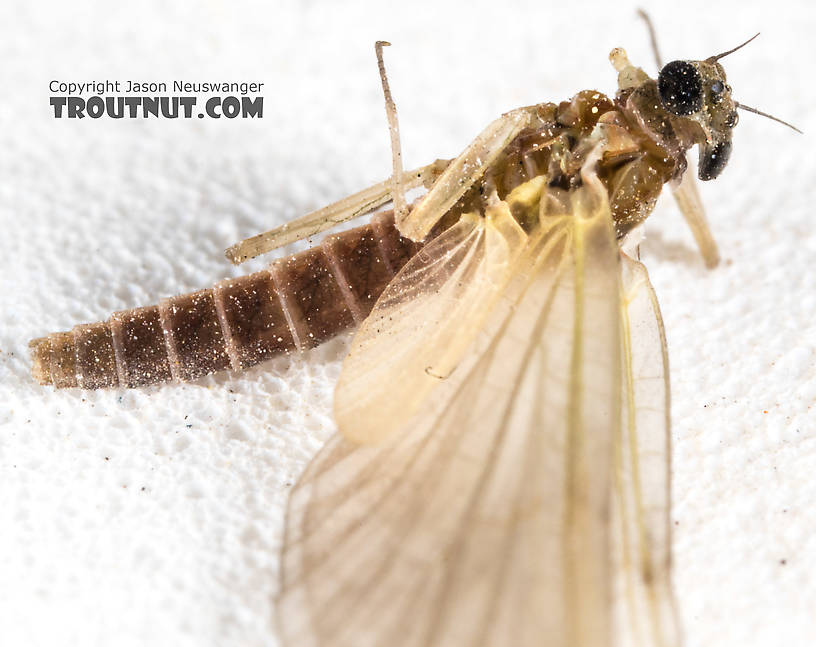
[225,159,449,264]
[671,170,720,268]
[635,10,719,268]
[375,41,409,224]
[396,106,540,241]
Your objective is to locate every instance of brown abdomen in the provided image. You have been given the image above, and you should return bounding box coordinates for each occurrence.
[30,212,420,389]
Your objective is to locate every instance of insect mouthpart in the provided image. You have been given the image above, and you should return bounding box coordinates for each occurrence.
[698,139,732,181]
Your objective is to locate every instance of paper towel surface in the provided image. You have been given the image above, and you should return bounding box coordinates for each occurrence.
[1,1,814,646]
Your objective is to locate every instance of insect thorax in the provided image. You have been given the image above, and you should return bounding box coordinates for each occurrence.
[445,88,687,240]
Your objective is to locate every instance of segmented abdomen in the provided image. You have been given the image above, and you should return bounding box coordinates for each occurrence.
[30,211,420,389]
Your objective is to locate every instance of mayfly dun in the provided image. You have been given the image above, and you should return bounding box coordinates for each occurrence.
[28,11,800,647]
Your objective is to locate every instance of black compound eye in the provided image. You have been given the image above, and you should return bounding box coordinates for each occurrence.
[698,140,733,181]
[658,60,704,116]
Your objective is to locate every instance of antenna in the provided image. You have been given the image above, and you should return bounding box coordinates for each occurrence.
[734,102,803,134]
[707,33,760,62]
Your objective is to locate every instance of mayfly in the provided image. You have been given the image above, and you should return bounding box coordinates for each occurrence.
[28,12,799,647]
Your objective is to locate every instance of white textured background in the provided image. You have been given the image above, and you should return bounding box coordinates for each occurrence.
[1,1,814,646]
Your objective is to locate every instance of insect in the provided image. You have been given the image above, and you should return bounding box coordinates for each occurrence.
[28,11,799,647]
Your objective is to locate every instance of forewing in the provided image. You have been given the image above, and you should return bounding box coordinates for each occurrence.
[334,201,533,445]
[277,183,630,647]
[612,254,680,647]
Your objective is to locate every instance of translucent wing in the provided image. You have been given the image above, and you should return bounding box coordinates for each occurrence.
[613,254,679,647]
[334,180,541,445]
[277,172,678,646]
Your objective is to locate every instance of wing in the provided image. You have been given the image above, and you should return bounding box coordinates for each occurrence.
[277,180,679,647]
[613,254,680,647]
[334,178,543,445]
